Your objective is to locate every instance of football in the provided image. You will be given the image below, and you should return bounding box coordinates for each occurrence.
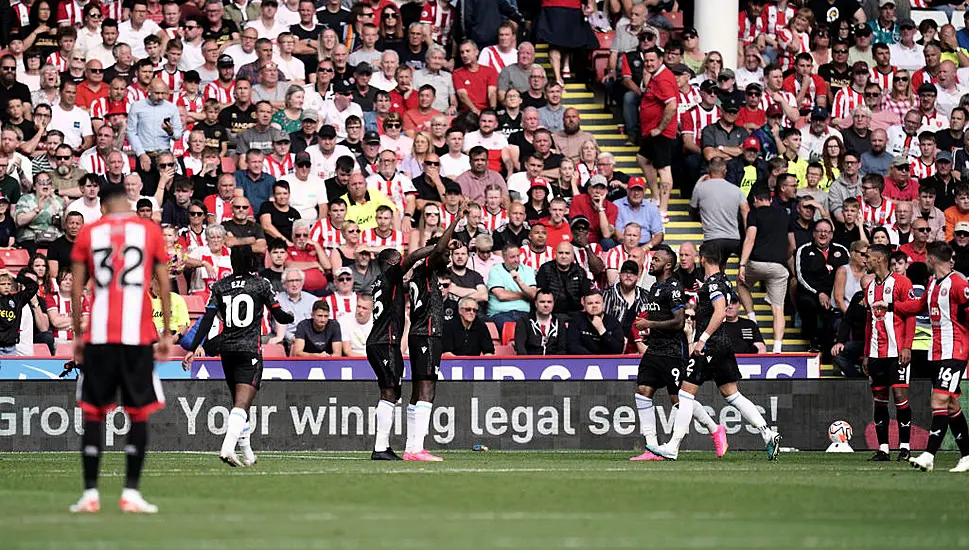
[828,420,853,444]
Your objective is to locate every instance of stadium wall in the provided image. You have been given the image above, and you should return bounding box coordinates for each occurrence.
[0,380,940,452]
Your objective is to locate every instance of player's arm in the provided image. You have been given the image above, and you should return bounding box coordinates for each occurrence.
[266,294,295,326]
[403,208,463,272]
[70,260,87,343]
[646,307,685,331]
[185,306,218,353]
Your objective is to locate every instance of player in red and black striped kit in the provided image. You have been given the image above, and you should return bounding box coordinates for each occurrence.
[862,244,918,462]
[896,242,969,472]
[366,210,462,461]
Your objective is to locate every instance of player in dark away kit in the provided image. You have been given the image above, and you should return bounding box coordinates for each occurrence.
[182,246,294,467]
[648,245,782,461]
[630,245,727,461]
[367,210,462,461]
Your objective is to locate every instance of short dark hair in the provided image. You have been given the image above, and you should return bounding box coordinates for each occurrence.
[273,180,290,192]
[329,197,347,209]
[863,172,885,192]
[312,299,330,313]
[469,145,488,158]
[868,243,892,262]
[699,243,721,266]
[268,238,288,252]
[928,241,953,262]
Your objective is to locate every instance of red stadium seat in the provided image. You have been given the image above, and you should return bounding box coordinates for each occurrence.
[501,322,516,345]
[184,294,207,316]
[486,322,499,346]
[0,249,30,271]
[494,344,516,356]
[263,343,287,357]
[32,344,51,357]
[54,341,74,359]
[221,157,237,173]
[596,31,615,50]
[666,11,684,29]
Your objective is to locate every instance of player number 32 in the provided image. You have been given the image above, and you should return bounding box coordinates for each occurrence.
[91,246,145,288]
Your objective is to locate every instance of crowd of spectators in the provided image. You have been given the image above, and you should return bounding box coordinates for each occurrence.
[2,0,966,370]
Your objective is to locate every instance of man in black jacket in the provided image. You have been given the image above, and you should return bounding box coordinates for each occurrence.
[514,289,566,355]
[455,0,524,49]
[536,242,591,316]
[442,297,495,356]
[794,218,850,353]
[0,269,39,354]
[725,138,769,198]
[566,291,624,355]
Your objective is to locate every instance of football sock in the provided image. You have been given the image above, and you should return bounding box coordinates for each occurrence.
[896,399,911,450]
[405,404,418,453]
[725,392,770,443]
[772,341,783,354]
[873,397,890,452]
[926,409,949,455]
[374,400,395,452]
[691,399,719,433]
[949,409,969,456]
[222,407,247,457]
[668,390,694,449]
[238,424,255,462]
[81,419,103,491]
[635,394,658,448]
[414,401,433,452]
[124,421,148,490]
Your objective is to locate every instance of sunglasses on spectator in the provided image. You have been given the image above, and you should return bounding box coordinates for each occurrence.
[425,211,440,216]
[915,227,932,233]
[957,232,969,237]
[385,123,401,128]
[896,76,909,82]
[0,67,17,72]
[346,228,360,233]
[88,68,104,73]
[233,205,249,210]
[158,162,175,168]
[383,12,397,18]
[833,49,848,54]
[864,92,880,98]
[337,276,352,281]
[318,67,335,73]
[294,232,309,237]
[296,161,312,168]
[424,160,440,166]
[54,155,72,160]
[461,307,478,312]
[189,211,205,217]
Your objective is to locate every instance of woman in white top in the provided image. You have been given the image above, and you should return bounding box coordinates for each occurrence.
[184,225,232,295]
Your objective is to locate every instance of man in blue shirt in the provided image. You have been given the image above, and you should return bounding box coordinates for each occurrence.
[613,176,664,248]
[234,149,276,211]
[487,243,538,331]
[127,78,183,173]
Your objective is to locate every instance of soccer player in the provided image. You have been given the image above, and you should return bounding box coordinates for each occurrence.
[647,245,782,461]
[182,246,294,467]
[403,222,463,461]
[69,185,172,514]
[630,245,728,461]
[367,209,462,461]
[862,243,916,462]
[896,242,969,472]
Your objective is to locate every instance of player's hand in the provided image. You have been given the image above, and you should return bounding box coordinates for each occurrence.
[182,351,195,371]
[73,338,85,366]
[690,340,705,357]
[448,239,461,250]
[155,332,172,361]
[831,343,844,356]
[633,317,649,331]
[862,357,869,376]
[900,348,911,366]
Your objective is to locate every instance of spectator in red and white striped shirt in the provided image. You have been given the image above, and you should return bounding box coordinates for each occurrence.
[859,172,897,231]
[832,61,869,128]
[910,131,939,181]
[325,267,358,321]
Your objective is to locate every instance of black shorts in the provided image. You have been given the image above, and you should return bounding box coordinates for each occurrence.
[929,359,965,397]
[367,344,404,389]
[409,335,442,381]
[637,354,684,394]
[684,348,742,387]
[868,357,910,390]
[222,351,264,390]
[76,344,163,417]
[638,134,673,169]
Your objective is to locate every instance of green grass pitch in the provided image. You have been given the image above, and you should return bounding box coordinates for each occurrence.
[2,451,967,550]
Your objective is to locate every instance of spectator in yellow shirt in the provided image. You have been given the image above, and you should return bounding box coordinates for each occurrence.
[340,172,398,230]
[150,276,190,340]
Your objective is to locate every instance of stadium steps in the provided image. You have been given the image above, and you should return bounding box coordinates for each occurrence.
[530,47,842,374]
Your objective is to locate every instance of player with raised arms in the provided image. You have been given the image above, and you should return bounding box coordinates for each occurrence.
[181,245,295,467]
[861,243,916,462]
[630,244,728,461]
[895,242,969,472]
[68,184,172,514]
[367,208,462,461]
[647,244,782,461]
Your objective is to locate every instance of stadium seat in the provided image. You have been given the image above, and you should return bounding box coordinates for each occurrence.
[486,322,499,346]
[32,344,51,357]
[665,11,684,29]
[184,294,207,317]
[221,157,237,173]
[263,343,286,357]
[0,249,30,271]
[494,344,516,356]
[595,31,615,50]
[501,322,516,345]
[54,341,74,359]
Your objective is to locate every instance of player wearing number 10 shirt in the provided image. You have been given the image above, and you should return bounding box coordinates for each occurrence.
[68,185,173,514]
[366,211,461,461]
[895,242,969,473]
[182,246,294,468]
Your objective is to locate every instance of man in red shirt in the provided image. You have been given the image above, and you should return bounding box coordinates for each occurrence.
[538,197,572,248]
[782,52,828,115]
[636,46,678,220]
[884,156,921,202]
[389,65,418,116]
[736,83,766,131]
[452,40,497,115]
[68,184,172,514]
[403,85,442,137]
[568,175,617,245]
[898,218,930,264]
[76,60,109,111]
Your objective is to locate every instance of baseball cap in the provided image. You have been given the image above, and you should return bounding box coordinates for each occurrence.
[587,174,607,188]
[530,177,550,191]
[0,192,9,203]
[745,82,763,94]
[891,155,911,168]
[918,82,938,95]
[810,105,830,120]
[699,79,718,93]
[335,266,353,278]
[444,180,462,194]
[363,130,381,144]
[718,68,735,81]
[879,0,895,7]
[721,94,743,112]
[955,221,969,233]
[295,151,312,166]
[355,62,373,75]
[570,215,591,230]
[766,102,784,118]
[899,17,916,29]
[301,109,319,122]
[743,137,761,151]
[628,176,646,190]
[619,260,640,275]
[272,130,290,143]
[183,70,201,83]
[318,124,337,139]
[852,61,869,74]
[938,150,954,163]
[668,63,694,78]
[854,24,873,37]
[217,54,234,68]
[333,80,353,95]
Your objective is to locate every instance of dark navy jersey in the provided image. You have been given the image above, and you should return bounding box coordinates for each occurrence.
[408,261,445,337]
[695,272,734,352]
[367,263,406,346]
[644,277,687,358]
[207,275,280,355]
